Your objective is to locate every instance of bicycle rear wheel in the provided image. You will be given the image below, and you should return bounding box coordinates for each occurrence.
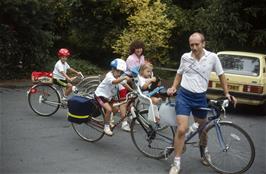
[78,83,99,97]
[27,84,60,116]
[71,111,105,142]
[202,121,255,174]
[130,109,175,159]
[77,79,100,94]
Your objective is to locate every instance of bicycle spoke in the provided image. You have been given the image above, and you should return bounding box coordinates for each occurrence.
[131,109,174,159]
[204,122,255,174]
[28,84,60,116]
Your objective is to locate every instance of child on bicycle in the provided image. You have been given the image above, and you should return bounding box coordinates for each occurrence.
[52,48,82,99]
[95,58,132,136]
[138,62,161,122]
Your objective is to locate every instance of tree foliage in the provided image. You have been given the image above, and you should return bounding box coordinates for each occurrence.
[0,0,265,80]
[112,0,176,64]
[0,0,55,79]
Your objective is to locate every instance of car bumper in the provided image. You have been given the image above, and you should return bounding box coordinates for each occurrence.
[207,89,266,105]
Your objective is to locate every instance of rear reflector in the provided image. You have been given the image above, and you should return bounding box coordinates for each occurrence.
[243,85,263,94]
[30,88,37,94]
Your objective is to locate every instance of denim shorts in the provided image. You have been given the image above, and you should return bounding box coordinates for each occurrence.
[175,87,208,118]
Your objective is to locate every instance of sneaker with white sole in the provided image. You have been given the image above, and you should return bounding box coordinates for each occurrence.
[104,126,113,136]
[201,148,211,166]
[121,121,131,132]
[72,86,79,94]
[169,164,180,174]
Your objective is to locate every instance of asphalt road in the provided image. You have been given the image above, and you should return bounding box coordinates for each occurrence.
[0,86,265,174]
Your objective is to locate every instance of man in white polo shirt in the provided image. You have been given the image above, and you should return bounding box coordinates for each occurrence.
[167,32,236,174]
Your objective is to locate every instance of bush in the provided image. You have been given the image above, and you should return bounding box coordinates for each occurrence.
[44,57,103,77]
[67,57,103,76]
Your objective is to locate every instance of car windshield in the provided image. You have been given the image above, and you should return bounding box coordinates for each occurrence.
[218,54,260,76]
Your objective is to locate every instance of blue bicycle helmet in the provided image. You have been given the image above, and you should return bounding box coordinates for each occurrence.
[110,58,127,72]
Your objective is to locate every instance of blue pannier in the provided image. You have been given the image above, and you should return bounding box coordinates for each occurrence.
[67,95,101,124]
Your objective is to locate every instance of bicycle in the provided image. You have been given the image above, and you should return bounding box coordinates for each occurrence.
[130,93,255,174]
[71,91,139,142]
[27,74,100,117]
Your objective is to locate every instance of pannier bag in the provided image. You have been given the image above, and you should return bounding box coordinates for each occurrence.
[159,100,177,126]
[67,96,101,124]
[31,71,53,84]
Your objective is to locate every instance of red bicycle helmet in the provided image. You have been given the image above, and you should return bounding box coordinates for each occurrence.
[57,48,70,58]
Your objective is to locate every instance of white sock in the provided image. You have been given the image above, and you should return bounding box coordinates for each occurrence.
[104,124,110,129]
[174,156,181,167]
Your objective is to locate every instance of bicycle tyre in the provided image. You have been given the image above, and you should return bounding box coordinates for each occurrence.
[202,121,255,174]
[77,80,100,94]
[71,110,105,142]
[130,109,175,159]
[84,84,98,94]
[27,84,60,116]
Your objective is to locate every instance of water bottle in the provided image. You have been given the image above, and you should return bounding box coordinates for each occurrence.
[186,122,199,138]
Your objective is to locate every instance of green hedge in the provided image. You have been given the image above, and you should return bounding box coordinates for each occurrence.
[44,57,103,76]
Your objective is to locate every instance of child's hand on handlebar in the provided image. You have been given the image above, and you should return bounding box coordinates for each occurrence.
[77,72,83,77]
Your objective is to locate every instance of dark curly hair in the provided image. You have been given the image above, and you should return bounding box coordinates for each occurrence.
[129,40,145,55]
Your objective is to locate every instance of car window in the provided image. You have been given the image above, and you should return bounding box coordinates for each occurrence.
[218,54,260,76]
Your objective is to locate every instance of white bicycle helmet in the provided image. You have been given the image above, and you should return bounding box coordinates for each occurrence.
[110,58,127,72]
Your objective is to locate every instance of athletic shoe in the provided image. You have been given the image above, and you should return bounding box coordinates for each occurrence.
[121,121,131,132]
[104,126,113,136]
[72,86,79,94]
[201,151,211,166]
[169,164,180,174]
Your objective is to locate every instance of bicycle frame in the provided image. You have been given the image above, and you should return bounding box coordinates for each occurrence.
[183,105,230,150]
[94,92,138,131]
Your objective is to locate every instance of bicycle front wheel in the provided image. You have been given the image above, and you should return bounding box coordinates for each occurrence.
[202,121,255,174]
[71,111,105,142]
[27,84,60,116]
[131,109,175,159]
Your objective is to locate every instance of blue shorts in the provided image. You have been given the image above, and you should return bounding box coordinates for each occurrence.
[175,87,208,118]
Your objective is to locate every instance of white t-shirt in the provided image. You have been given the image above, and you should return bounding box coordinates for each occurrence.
[138,75,151,94]
[177,49,224,93]
[95,71,118,100]
[53,60,70,80]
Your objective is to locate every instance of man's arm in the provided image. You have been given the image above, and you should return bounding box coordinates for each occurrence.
[218,73,237,106]
[218,74,229,96]
[167,73,182,95]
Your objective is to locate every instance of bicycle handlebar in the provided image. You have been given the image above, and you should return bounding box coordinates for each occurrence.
[112,91,138,107]
[79,72,84,79]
